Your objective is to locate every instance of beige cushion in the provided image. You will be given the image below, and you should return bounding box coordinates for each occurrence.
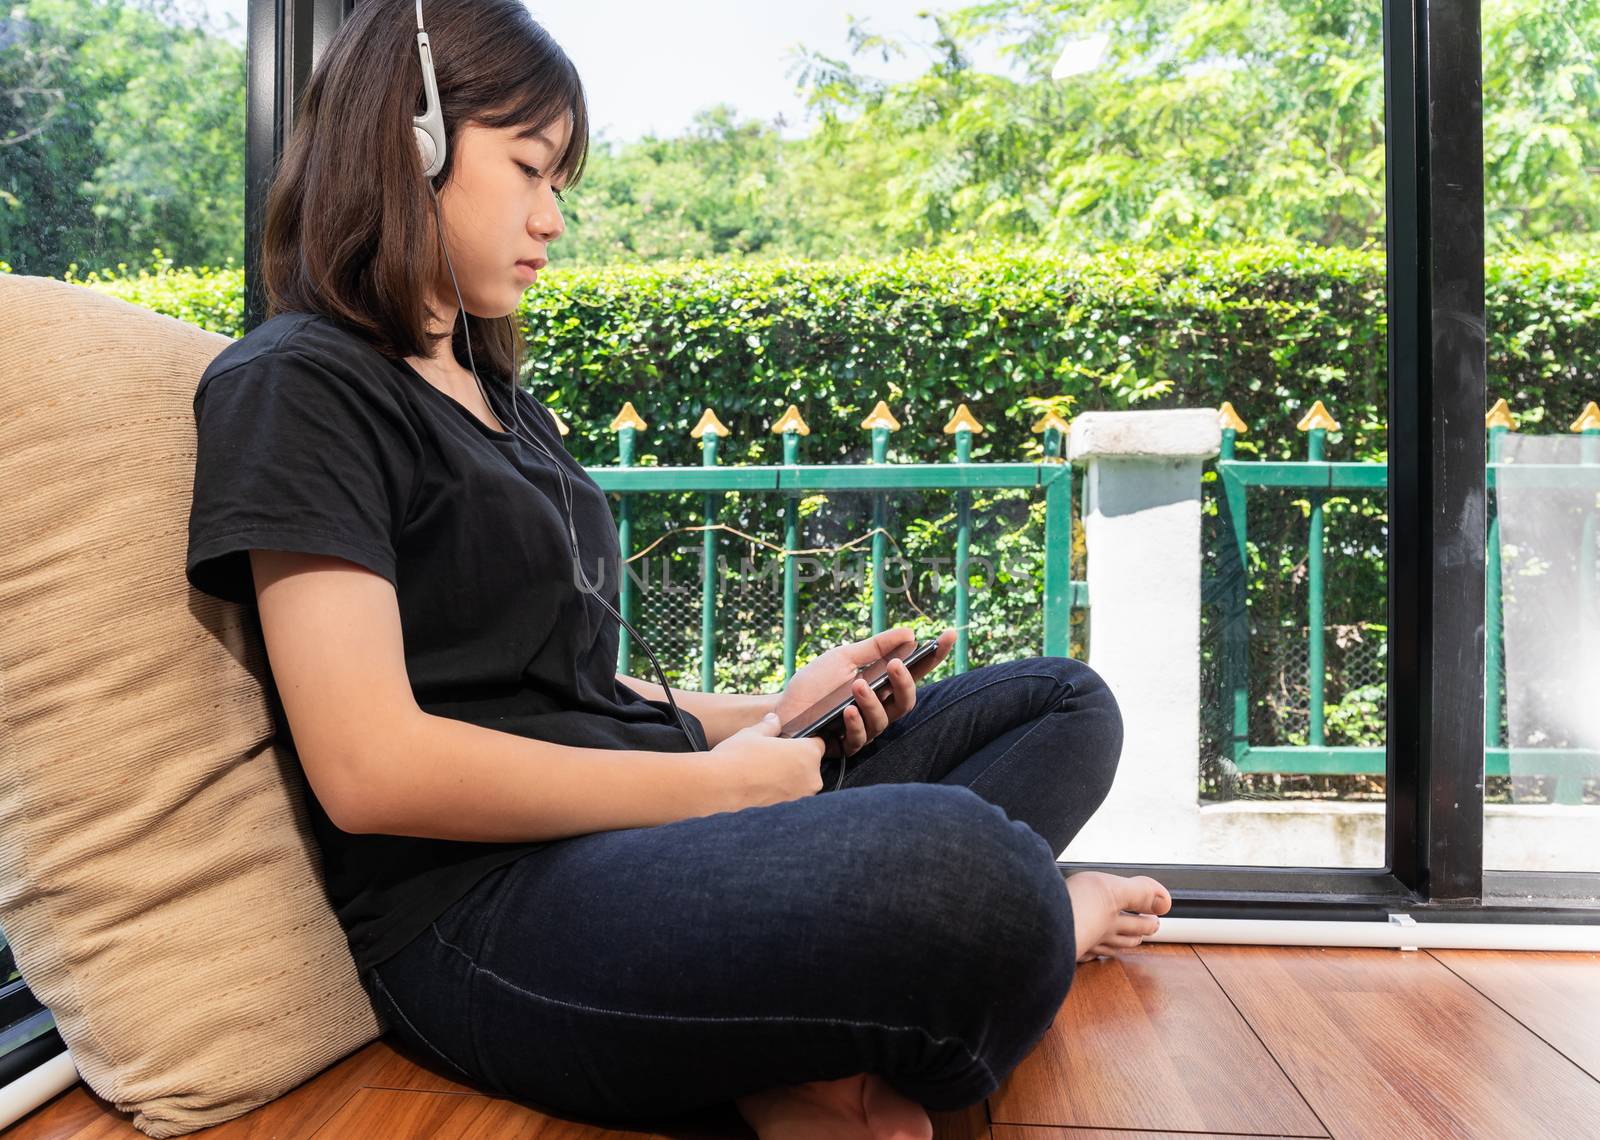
[0,275,384,1137]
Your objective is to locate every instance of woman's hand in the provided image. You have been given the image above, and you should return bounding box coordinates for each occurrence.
[771,627,956,760]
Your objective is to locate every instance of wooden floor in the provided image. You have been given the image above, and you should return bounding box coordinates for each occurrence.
[9,944,1600,1139]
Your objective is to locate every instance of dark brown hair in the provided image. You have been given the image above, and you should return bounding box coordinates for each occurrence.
[261,0,589,386]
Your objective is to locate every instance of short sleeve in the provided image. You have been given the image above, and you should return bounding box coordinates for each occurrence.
[186,348,419,605]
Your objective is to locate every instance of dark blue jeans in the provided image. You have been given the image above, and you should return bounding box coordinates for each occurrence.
[361,655,1123,1127]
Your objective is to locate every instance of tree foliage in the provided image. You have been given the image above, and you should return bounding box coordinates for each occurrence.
[6,0,1596,275]
[562,0,1600,262]
[0,0,244,277]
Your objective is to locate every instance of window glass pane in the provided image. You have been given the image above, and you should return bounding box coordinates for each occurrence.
[1482,0,1600,889]
[1,0,246,293]
[537,0,1393,868]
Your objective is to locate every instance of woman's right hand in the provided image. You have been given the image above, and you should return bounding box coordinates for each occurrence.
[704,712,828,812]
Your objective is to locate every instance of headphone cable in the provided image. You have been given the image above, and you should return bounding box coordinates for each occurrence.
[425,184,703,754]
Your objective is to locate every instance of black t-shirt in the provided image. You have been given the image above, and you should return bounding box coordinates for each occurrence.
[185,311,707,974]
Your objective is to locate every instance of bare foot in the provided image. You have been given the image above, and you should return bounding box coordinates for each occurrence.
[1065,871,1172,964]
[734,1071,933,1140]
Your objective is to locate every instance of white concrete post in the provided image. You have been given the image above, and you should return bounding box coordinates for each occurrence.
[1057,410,1220,864]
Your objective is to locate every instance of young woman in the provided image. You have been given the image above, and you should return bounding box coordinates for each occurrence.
[184,2,1171,1137]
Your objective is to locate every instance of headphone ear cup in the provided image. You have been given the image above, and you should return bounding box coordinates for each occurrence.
[414,124,438,176]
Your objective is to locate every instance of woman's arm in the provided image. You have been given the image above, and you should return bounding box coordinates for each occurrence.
[616,672,780,749]
[251,550,730,842]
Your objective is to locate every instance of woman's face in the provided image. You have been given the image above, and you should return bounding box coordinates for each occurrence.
[431,113,570,322]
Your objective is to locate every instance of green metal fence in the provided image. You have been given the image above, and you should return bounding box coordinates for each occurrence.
[1214,397,1600,803]
[571,390,1597,798]
[579,400,1088,688]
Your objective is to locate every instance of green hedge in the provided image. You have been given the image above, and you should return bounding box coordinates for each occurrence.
[512,241,1600,465]
[50,241,1600,467]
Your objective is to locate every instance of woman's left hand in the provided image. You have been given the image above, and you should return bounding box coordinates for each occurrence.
[771,627,956,760]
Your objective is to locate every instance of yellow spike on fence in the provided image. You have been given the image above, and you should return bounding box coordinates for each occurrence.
[547,408,569,436]
[1296,399,1341,432]
[690,407,730,438]
[1485,398,1517,430]
[1571,401,1600,432]
[859,400,902,432]
[943,403,985,434]
[1030,410,1071,435]
[609,401,647,432]
[770,404,810,435]
[1218,401,1248,433]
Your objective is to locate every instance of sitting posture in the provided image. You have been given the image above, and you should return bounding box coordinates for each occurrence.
[184,2,1171,1137]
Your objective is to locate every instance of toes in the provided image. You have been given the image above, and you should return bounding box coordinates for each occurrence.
[1119,875,1171,916]
[1148,879,1173,915]
[1110,912,1161,936]
[1083,925,1160,959]
[1086,929,1154,959]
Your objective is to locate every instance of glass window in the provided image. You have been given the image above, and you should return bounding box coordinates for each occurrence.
[1481,0,1600,887]
[0,0,246,299]
[534,0,1399,869]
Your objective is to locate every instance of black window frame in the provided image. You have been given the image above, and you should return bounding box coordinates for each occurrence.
[244,0,352,330]
[244,0,1600,923]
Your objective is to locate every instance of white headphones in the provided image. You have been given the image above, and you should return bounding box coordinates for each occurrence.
[412,0,447,179]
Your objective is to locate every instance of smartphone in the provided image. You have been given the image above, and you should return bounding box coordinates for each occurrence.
[778,638,942,742]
